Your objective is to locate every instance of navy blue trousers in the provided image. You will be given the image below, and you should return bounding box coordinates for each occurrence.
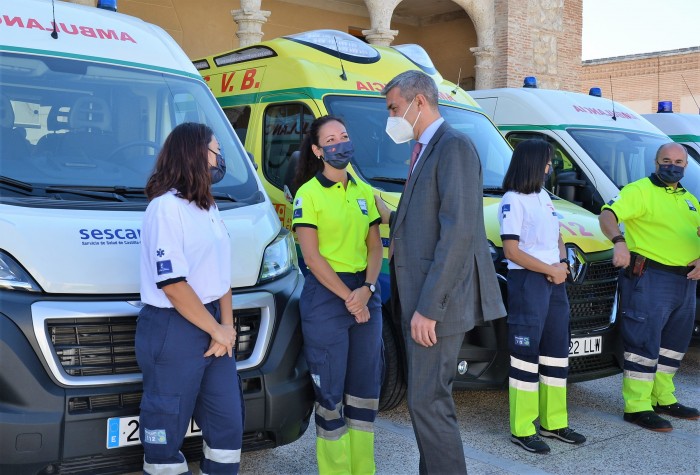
[299,272,384,439]
[136,302,244,475]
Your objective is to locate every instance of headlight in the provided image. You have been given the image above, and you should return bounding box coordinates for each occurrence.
[0,251,41,292]
[258,229,297,282]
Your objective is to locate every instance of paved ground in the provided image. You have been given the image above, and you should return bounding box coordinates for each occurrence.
[132,346,700,474]
[236,346,700,475]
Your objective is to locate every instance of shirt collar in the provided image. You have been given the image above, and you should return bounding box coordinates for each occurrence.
[648,173,685,192]
[417,117,444,146]
[315,171,356,188]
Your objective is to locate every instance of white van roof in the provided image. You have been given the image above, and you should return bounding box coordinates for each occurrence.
[641,113,700,137]
[470,87,666,136]
[0,0,199,78]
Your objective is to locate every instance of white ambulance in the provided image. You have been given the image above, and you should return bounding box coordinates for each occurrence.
[470,79,700,215]
[642,101,700,163]
[471,80,700,339]
[0,1,312,473]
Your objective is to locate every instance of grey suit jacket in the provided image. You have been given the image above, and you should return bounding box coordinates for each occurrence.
[391,121,506,337]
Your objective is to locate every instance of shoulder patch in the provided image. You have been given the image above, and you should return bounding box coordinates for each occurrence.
[156,260,172,276]
[293,208,302,219]
[294,197,303,208]
[502,204,510,212]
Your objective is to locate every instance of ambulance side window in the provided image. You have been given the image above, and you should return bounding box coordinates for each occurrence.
[224,106,250,145]
[506,132,600,212]
[263,103,314,190]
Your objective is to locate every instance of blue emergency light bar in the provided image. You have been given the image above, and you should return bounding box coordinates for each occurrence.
[657,101,673,113]
[589,87,602,97]
[97,0,117,11]
[523,76,537,88]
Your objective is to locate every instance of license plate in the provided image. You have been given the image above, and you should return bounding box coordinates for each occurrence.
[106,416,200,449]
[569,336,602,357]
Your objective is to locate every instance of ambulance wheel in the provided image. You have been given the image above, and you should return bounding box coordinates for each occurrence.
[379,309,407,411]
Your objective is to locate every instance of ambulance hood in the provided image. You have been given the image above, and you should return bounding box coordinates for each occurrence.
[0,202,278,294]
[378,192,610,254]
[0,0,198,77]
[471,88,666,136]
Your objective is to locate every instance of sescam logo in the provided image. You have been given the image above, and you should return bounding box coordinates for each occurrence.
[0,15,137,43]
[79,228,141,246]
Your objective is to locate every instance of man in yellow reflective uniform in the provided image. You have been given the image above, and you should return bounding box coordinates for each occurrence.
[599,142,700,431]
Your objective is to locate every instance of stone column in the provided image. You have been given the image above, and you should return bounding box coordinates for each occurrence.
[231,0,271,48]
[453,0,497,89]
[362,0,400,46]
[470,45,495,89]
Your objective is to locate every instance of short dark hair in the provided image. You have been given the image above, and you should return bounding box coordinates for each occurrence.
[292,115,345,192]
[145,122,215,209]
[502,139,553,194]
[381,70,438,109]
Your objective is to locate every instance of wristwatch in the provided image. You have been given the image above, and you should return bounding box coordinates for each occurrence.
[363,282,376,294]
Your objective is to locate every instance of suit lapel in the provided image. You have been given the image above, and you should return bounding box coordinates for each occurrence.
[394,122,450,231]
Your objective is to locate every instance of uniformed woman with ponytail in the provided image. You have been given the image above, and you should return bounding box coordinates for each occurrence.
[498,139,586,454]
[292,115,384,474]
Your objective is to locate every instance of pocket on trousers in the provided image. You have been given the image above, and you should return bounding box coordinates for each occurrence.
[303,345,330,396]
[620,309,650,352]
[507,316,540,356]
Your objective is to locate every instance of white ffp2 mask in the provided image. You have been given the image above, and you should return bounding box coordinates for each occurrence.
[385,98,421,144]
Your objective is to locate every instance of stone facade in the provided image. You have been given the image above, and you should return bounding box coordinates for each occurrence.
[582,48,700,114]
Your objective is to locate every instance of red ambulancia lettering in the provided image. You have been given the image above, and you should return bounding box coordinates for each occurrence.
[2,15,23,27]
[26,18,44,30]
[0,15,137,43]
[240,69,257,90]
[59,23,79,35]
[356,81,371,91]
[97,29,118,40]
[80,26,96,38]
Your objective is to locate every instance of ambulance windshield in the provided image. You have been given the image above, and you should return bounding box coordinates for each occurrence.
[325,96,513,193]
[0,52,258,203]
[569,128,700,196]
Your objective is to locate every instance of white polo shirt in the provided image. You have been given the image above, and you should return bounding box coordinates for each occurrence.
[140,190,231,308]
[498,189,560,270]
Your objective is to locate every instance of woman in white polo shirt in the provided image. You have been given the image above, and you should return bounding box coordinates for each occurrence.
[499,139,586,454]
[137,122,243,474]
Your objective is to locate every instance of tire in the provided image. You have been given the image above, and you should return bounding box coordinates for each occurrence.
[378,309,407,411]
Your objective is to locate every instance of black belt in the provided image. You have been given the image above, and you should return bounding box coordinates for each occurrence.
[645,258,692,276]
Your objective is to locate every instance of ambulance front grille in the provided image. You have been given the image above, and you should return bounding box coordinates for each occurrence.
[567,260,617,332]
[48,310,261,377]
[35,296,272,386]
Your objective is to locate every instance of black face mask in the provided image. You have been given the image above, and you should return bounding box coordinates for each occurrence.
[322,140,354,170]
[209,150,226,184]
[656,163,684,184]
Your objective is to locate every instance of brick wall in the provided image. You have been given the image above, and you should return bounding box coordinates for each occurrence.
[493,0,582,91]
[582,48,700,114]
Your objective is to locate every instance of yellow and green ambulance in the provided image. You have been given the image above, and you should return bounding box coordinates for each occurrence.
[194,30,622,410]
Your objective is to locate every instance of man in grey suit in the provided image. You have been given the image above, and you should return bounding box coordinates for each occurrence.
[377,70,506,474]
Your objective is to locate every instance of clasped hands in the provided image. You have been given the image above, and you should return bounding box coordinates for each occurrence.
[205,323,236,358]
[346,287,371,323]
[545,262,570,284]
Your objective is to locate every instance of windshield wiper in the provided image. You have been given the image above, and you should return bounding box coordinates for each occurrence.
[211,191,238,202]
[368,176,406,185]
[0,176,34,193]
[44,186,128,202]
